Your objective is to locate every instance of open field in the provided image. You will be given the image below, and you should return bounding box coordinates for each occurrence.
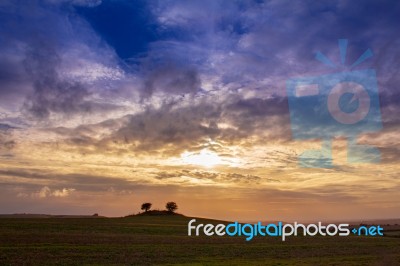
[0,215,399,265]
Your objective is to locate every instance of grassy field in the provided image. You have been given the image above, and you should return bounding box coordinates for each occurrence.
[0,215,399,265]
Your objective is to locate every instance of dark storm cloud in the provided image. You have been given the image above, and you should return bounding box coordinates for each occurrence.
[50,94,290,155]
[112,102,221,150]
[0,124,16,154]
[21,42,123,121]
[0,0,399,162]
[0,133,15,152]
[54,101,222,154]
[0,0,124,124]
[225,97,289,137]
[0,54,27,99]
[22,45,92,120]
[379,92,400,127]
[149,0,400,90]
[141,62,201,98]
[77,0,203,100]
[1,0,399,124]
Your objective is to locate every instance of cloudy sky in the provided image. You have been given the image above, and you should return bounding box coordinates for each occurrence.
[0,0,399,221]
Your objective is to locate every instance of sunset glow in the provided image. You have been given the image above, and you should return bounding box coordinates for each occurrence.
[0,0,399,222]
[181,150,223,168]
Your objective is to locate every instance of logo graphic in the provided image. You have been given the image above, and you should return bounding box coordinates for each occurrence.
[188,219,384,242]
[286,39,382,168]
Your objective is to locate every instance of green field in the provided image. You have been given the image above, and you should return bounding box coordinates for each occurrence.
[0,216,399,265]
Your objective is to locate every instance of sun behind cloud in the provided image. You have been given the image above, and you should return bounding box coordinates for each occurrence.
[180,149,223,168]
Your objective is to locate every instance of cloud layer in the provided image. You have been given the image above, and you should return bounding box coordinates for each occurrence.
[0,0,399,219]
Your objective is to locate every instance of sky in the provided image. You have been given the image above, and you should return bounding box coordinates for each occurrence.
[0,0,399,221]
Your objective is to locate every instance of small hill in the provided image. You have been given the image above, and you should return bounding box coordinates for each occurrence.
[128,210,184,217]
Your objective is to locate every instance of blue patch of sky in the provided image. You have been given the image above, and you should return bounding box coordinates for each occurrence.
[75,0,159,60]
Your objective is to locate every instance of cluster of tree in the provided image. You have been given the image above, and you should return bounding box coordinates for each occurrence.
[141,202,178,213]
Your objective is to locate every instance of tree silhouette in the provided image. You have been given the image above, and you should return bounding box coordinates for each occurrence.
[141,202,152,212]
[165,202,178,212]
